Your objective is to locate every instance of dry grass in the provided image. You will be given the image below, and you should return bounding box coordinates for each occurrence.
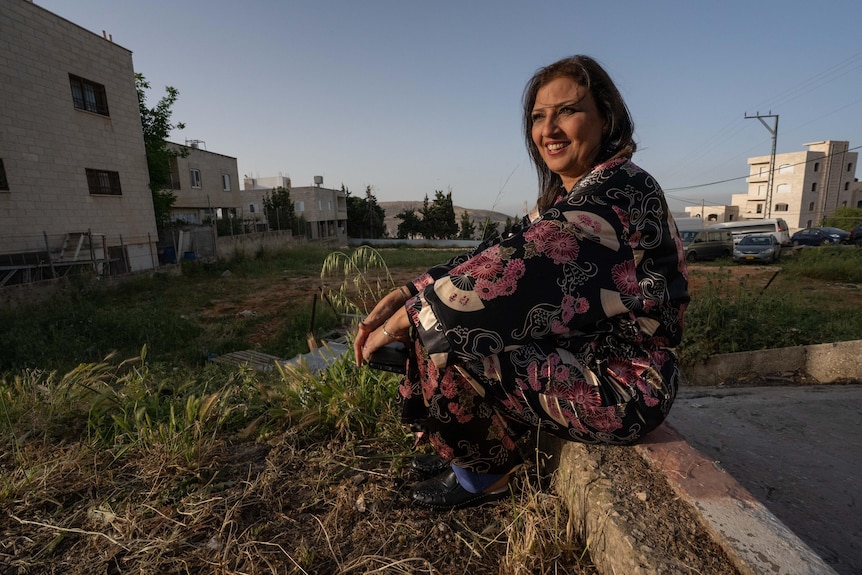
[0,351,598,575]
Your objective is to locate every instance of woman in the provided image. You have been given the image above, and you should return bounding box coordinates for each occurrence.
[354,55,689,510]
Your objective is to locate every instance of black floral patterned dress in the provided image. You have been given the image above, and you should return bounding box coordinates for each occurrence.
[399,158,690,475]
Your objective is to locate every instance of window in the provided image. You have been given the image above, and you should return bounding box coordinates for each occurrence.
[0,159,8,190]
[757,185,765,197]
[776,183,790,194]
[845,182,850,191]
[779,164,793,174]
[814,162,819,172]
[296,201,305,212]
[85,168,122,195]
[848,163,854,172]
[222,174,231,192]
[808,202,815,211]
[249,204,255,213]
[69,75,109,116]
[169,157,181,190]
[190,169,201,188]
[756,204,763,214]
[811,182,817,192]
[774,203,788,212]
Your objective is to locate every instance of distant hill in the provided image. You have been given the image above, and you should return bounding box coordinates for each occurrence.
[378,201,520,239]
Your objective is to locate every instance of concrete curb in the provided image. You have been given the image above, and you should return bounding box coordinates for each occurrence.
[635,424,837,575]
[550,430,837,574]
[683,339,862,386]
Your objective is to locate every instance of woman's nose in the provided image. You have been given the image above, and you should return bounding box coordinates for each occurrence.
[541,114,559,136]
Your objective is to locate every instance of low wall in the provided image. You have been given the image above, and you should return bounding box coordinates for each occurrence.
[683,339,862,385]
[215,230,306,260]
[347,238,481,249]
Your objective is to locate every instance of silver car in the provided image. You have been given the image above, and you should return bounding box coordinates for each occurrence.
[732,234,781,264]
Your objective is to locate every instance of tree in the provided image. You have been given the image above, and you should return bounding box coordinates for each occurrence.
[262,186,297,232]
[346,185,386,239]
[419,190,458,239]
[823,207,862,230]
[458,210,475,240]
[136,73,186,229]
[396,209,422,239]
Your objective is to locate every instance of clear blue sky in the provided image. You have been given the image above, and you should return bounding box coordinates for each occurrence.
[37,0,862,216]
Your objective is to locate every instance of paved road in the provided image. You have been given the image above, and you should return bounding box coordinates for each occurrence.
[667,384,862,575]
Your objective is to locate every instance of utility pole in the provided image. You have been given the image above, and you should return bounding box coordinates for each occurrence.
[745,112,779,219]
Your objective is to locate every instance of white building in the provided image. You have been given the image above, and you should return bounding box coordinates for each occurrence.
[687,140,859,231]
[0,0,159,282]
[243,176,347,240]
[167,141,241,225]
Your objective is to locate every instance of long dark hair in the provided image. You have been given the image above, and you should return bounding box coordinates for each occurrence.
[523,55,636,212]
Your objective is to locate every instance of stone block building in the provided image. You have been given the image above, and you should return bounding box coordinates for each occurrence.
[0,0,158,283]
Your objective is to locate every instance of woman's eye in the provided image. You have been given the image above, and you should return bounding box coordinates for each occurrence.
[531,113,544,122]
[560,106,577,115]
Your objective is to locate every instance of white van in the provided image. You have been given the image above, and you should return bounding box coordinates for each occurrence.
[708,218,791,246]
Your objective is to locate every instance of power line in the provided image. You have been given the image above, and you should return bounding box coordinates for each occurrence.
[663,144,862,195]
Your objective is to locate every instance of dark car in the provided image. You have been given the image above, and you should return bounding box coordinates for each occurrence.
[846,222,862,246]
[790,227,850,246]
[681,229,733,262]
[732,234,781,264]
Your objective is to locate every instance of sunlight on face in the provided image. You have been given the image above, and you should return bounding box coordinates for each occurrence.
[531,76,605,190]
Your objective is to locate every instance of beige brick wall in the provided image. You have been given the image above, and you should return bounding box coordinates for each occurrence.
[0,0,157,254]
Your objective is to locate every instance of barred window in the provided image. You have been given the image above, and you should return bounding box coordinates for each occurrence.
[70,75,110,116]
[86,168,122,195]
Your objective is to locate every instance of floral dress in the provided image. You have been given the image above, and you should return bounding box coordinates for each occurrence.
[400,158,690,475]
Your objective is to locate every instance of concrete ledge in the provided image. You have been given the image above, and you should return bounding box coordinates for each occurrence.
[552,441,682,574]
[683,339,862,386]
[635,424,837,575]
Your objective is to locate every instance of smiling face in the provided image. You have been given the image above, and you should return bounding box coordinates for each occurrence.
[530,76,606,190]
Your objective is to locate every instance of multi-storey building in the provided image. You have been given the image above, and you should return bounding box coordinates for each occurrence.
[686,140,859,231]
[243,176,347,240]
[167,141,241,225]
[735,141,857,230]
[0,0,159,282]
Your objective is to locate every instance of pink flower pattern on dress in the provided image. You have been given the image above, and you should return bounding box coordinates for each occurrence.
[545,229,580,264]
[611,259,639,295]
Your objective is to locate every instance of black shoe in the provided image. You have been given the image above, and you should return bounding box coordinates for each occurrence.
[411,468,508,510]
[410,454,449,479]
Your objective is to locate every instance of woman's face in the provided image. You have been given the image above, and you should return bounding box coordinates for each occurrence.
[531,76,605,190]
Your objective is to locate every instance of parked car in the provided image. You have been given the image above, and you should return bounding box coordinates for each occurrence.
[732,234,781,264]
[681,229,733,262]
[790,227,850,246]
[846,222,862,246]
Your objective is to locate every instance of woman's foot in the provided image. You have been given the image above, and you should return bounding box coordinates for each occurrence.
[411,468,509,510]
[410,454,449,479]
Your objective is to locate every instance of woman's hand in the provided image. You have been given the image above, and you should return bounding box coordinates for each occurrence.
[353,287,412,366]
